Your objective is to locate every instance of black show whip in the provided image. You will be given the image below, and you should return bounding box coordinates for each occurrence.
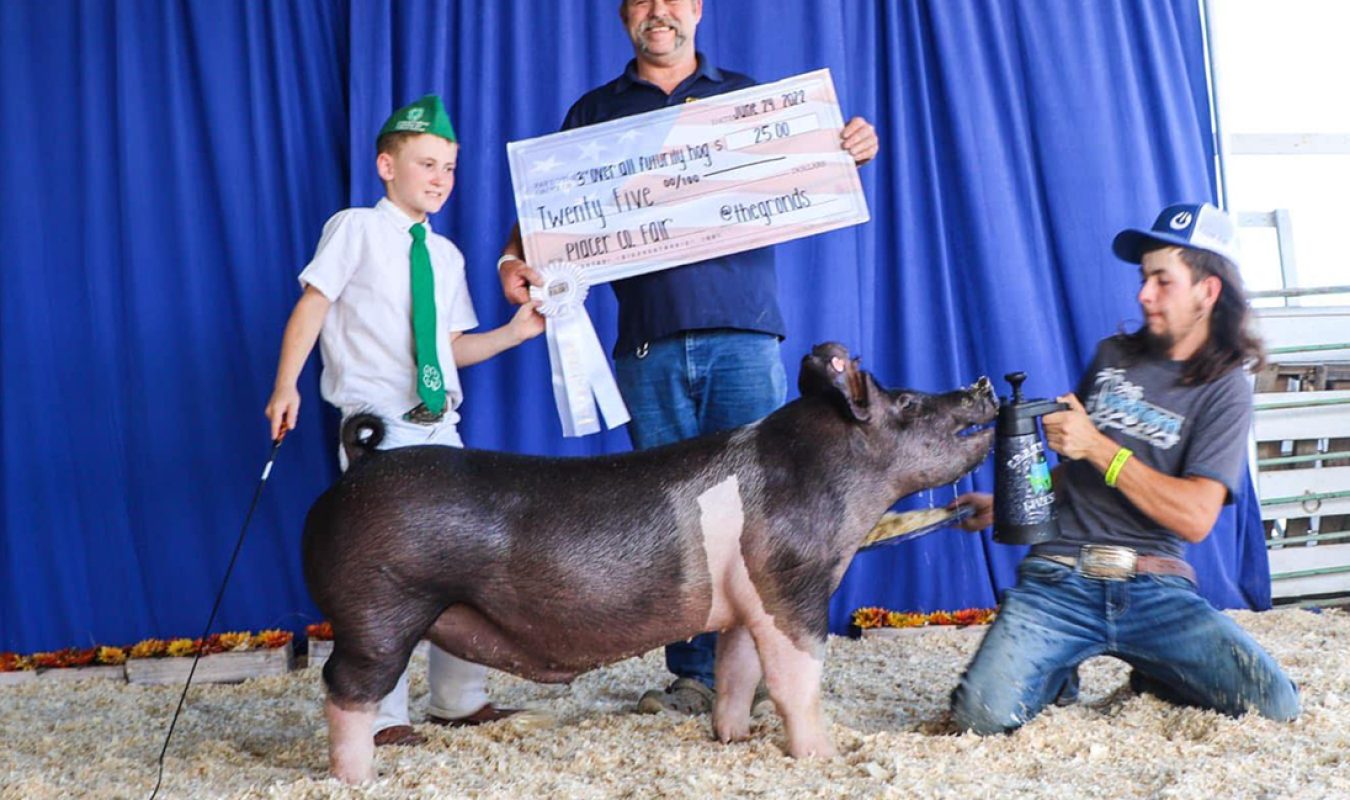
[148,430,286,800]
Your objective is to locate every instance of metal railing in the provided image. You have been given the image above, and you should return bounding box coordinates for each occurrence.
[1249,285,1350,300]
[1263,489,1350,507]
[1259,450,1350,467]
[1271,564,1350,581]
[1269,531,1350,547]
[1255,396,1350,411]
[1267,343,1350,356]
[1249,301,1349,591]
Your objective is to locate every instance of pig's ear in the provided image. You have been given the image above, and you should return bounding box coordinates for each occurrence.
[799,346,872,423]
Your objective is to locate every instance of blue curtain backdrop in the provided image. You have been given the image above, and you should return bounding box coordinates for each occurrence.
[0,0,1268,653]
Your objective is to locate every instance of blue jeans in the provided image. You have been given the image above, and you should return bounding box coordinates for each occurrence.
[950,557,1300,734]
[615,330,787,688]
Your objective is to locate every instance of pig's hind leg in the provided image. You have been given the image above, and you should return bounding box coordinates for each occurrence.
[325,696,376,783]
[712,626,762,743]
[748,621,836,758]
[321,624,430,783]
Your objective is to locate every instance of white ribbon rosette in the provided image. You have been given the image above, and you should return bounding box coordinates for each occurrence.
[529,262,630,437]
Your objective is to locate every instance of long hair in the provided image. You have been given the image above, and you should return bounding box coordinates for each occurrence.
[1119,245,1266,385]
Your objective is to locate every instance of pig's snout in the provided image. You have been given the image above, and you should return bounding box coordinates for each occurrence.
[971,376,994,404]
[959,377,998,421]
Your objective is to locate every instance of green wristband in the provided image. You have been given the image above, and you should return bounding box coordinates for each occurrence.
[1104,447,1133,488]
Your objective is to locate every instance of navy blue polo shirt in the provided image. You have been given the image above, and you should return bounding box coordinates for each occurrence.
[561,54,786,357]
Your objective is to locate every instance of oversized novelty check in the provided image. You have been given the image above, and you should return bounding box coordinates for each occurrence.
[507,69,870,437]
[509,68,869,280]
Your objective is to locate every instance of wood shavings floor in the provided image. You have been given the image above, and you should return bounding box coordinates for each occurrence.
[2,608,1346,799]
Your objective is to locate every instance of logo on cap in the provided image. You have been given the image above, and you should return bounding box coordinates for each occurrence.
[1169,211,1193,230]
[407,108,425,122]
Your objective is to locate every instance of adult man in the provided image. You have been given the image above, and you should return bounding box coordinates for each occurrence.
[949,202,1300,734]
[498,0,879,715]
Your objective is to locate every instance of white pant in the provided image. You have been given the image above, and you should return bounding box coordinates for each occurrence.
[337,411,490,731]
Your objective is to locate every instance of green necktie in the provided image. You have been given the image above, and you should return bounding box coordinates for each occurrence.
[409,223,446,415]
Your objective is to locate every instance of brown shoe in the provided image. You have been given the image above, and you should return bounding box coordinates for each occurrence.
[636,677,715,715]
[751,681,774,716]
[426,703,521,728]
[373,724,426,747]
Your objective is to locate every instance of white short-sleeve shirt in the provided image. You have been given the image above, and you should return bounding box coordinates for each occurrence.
[299,198,478,421]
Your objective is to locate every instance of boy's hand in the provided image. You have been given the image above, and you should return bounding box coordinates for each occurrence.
[949,492,993,531]
[499,256,543,305]
[265,386,300,441]
[510,300,546,343]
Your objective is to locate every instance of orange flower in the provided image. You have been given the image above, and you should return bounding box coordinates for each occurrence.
[216,632,252,652]
[166,638,199,658]
[951,608,996,626]
[852,606,999,630]
[96,646,127,665]
[130,639,168,659]
[0,652,34,672]
[887,612,926,628]
[25,648,85,669]
[67,647,97,667]
[31,651,62,669]
[305,621,334,641]
[851,607,887,630]
[252,630,293,650]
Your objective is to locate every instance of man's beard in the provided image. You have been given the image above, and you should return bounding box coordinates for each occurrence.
[636,17,685,54]
[1142,328,1174,357]
[1141,299,1206,357]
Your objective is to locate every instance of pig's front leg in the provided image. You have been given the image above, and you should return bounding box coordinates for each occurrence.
[325,696,377,784]
[712,625,762,743]
[750,623,836,758]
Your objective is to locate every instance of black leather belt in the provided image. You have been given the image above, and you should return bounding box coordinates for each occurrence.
[1040,544,1196,583]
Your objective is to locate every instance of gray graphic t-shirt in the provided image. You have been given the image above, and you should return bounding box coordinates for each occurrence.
[1031,336,1253,560]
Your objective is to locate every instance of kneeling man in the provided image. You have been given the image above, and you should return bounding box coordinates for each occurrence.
[951,202,1299,733]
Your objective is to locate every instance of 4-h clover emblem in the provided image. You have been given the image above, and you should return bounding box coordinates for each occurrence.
[422,365,443,391]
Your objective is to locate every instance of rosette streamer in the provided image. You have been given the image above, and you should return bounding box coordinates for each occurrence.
[530,262,631,437]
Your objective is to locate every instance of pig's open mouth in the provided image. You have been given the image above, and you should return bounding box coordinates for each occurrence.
[953,418,995,444]
[952,420,996,475]
[956,421,993,438]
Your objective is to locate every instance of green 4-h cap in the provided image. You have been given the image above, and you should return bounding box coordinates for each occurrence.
[378,94,457,143]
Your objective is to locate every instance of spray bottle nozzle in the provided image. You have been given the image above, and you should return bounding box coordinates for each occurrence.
[1004,371,1027,404]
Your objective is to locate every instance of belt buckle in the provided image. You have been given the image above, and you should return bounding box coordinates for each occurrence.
[402,403,445,425]
[1078,545,1137,581]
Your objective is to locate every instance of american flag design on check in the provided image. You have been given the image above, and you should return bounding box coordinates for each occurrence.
[508,68,870,285]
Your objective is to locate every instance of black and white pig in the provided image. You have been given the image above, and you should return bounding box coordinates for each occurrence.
[303,342,997,782]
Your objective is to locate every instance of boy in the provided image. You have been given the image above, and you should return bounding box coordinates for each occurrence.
[266,95,543,747]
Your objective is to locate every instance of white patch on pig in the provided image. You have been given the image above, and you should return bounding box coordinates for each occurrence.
[691,473,837,755]
[697,475,750,631]
[694,479,834,755]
